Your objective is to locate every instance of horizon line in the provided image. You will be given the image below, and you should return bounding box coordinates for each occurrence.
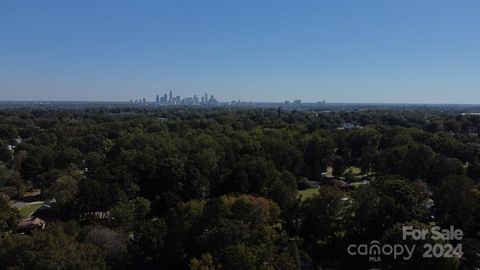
[1,100,480,106]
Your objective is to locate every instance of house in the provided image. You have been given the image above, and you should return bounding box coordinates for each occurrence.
[331,179,354,191]
[14,136,23,145]
[20,189,42,203]
[18,217,46,232]
[80,211,111,221]
[349,180,370,187]
[337,122,362,130]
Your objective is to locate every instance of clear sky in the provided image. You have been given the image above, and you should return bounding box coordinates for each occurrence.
[1,0,480,103]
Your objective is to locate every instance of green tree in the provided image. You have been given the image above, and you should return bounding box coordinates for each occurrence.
[300,186,344,244]
[221,244,257,270]
[0,196,18,233]
[128,219,168,269]
[426,155,464,184]
[467,160,480,180]
[110,197,151,230]
[401,144,436,180]
[0,227,107,270]
[46,175,78,205]
[433,175,480,236]
[304,136,335,181]
[269,171,298,213]
[344,176,429,241]
[332,155,347,177]
[190,253,220,270]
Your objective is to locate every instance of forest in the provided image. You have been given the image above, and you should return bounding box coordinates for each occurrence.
[0,107,479,269]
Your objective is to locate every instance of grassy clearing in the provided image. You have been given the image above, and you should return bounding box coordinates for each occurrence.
[18,202,45,219]
[345,166,361,175]
[299,188,319,201]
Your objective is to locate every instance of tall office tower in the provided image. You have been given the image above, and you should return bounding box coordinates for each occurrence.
[204,93,208,103]
[201,96,205,103]
[169,90,173,102]
[143,98,146,104]
[156,95,160,104]
[163,94,168,104]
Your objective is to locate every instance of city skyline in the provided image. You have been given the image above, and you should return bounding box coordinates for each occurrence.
[130,90,219,105]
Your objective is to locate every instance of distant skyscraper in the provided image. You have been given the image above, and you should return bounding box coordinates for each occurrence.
[156,95,160,104]
[204,93,208,103]
[169,90,173,102]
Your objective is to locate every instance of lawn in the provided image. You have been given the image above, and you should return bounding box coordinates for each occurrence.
[298,188,319,201]
[18,202,45,219]
[345,166,361,175]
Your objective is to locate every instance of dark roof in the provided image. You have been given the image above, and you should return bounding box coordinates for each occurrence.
[332,179,352,189]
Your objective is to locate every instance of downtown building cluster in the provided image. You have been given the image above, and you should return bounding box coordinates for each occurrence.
[130,90,218,106]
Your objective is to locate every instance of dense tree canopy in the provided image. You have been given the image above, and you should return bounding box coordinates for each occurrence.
[0,107,479,269]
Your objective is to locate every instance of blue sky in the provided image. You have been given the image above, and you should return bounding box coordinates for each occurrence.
[1,0,480,103]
